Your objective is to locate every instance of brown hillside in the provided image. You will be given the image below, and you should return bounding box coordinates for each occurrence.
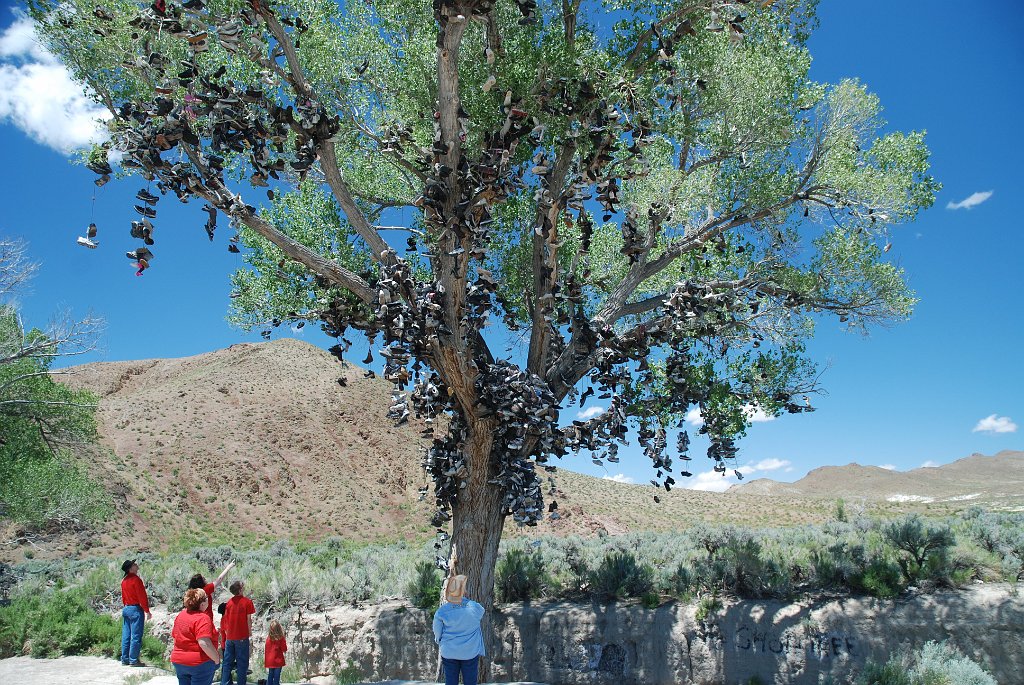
[8,339,1016,561]
[58,338,436,551]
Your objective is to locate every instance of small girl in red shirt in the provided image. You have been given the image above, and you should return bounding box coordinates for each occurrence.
[265,619,287,685]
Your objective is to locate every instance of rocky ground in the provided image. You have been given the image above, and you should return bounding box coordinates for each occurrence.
[0,656,544,685]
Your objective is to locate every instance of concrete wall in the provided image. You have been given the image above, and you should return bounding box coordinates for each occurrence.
[149,584,1023,684]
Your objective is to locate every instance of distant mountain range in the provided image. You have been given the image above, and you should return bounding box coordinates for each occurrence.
[730,451,1024,505]
[15,338,1016,561]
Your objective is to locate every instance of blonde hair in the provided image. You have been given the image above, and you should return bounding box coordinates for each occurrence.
[183,588,208,611]
[268,619,285,641]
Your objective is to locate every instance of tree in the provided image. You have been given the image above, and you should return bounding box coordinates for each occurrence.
[30,0,937,616]
[0,240,107,534]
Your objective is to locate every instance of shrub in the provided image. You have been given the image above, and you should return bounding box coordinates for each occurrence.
[856,641,995,685]
[589,551,654,602]
[857,657,913,685]
[812,542,865,590]
[884,515,955,584]
[496,549,546,603]
[667,564,694,598]
[858,556,904,599]
[407,561,440,612]
[694,593,722,622]
[0,588,163,663]
[640,591,660,609]
[913,641,995,685]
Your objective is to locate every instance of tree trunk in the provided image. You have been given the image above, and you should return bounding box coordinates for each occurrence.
[447,416,506,680]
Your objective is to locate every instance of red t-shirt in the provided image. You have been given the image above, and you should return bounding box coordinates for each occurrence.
[265,636,287,668]
[121,574,150,613]
[221,595,256,640]
[170,610,217,666]
[203,582,216,621]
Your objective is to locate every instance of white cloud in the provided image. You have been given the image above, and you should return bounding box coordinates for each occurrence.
[972,414,1017,434]
[920,460,940,468]
[750,458,790,472]
[576,406,605,421]
[686,468,737,493]
[603,473,635,484]
[685,404,773,427]
[946,190,993,211]
[0,12,110,153]
[878,464,897,471]
[744,404,775,423]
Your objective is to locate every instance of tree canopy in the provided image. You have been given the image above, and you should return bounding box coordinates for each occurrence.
[29,0,937,603]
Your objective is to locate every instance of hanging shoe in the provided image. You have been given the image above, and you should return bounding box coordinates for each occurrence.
[136,189,159,205]
[76,236,98,249]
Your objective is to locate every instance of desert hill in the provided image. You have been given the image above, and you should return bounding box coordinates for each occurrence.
[11,338,1016,561]
[731,450,1024,504]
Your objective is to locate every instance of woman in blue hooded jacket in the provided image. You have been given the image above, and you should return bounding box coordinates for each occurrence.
[432,574,485,685]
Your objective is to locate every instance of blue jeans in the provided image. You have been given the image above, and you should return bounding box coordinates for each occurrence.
[120,605,145,664]
[221,639,250,685]
[174,659,217,685]
[266,667,282,685]
[442,656,479,685]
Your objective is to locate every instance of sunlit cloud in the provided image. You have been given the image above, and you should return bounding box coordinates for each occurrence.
[972,414,1017,434]
[686,468,737,493]
[920,460,940,468]
[576,406,605,421]
[750,458,790,472]
[878,464,897,471]
[684,404,774,427]
[946,190,993,211]
[603,473,635,484]
[0,11,110,153]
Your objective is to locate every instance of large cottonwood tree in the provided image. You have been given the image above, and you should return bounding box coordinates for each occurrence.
[31,0,937,610]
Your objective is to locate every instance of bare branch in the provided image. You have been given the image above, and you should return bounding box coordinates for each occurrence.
[0,239,38,300]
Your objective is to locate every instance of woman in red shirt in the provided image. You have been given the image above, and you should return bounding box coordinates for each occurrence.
[171,588,221,685]
[264,619,287,685]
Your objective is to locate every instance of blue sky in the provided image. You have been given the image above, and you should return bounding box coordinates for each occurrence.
[0,0,1020,491]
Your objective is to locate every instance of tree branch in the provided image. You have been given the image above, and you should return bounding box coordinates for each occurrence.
[179,142,376,304]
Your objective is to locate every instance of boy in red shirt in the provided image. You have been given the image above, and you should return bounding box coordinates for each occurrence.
[220,580,256,685]
[119,559,152,667]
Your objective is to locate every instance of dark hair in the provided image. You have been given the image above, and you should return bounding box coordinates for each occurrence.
[229,580,244,596]
[217,602,227,615]
[183,588,208,611]
[188,573,206,590]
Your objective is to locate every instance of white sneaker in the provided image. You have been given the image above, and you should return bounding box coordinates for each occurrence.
[76,236,98,249]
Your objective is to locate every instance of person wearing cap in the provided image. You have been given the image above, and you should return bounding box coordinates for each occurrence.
[120,559,152,667]
[171,587,221,685]
[432,574,485,685]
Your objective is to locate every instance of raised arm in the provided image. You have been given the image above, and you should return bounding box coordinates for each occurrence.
[213,561,235,588]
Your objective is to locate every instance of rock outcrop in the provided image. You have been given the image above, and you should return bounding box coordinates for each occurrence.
[147,585,1022,684]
